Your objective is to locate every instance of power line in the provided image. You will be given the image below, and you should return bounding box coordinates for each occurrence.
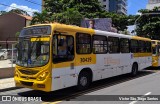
[0,3,37,13]
[24,0,44,7]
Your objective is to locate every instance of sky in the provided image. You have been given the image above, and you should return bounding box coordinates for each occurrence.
[127,0,148,15]
[0,0,148,16]
[0,0,41,16]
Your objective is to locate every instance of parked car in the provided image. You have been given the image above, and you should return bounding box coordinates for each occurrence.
[0,49,8,60]
[7,48,17,59]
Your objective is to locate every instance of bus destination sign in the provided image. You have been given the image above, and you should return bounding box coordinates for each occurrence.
[20,26,51,36]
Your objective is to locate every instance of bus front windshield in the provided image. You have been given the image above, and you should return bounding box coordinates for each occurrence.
[16,37,50,67]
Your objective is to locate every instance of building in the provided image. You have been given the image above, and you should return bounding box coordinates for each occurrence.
[98,0,109,12]
[146,0,160,10]
[109,0,127,15]
[0,12,32,48]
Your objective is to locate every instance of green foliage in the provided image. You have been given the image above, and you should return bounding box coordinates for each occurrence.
[32,0,130,31]
[31,10,50,25]
[104,12,129,31]
[0,11,7,15]
[43,0,105,25]
[51,8,83,25]
[15,32,20,37]
[120,29,131,35]
[135,7,160,39]
[9,9,30,16]
[0,9,30,16]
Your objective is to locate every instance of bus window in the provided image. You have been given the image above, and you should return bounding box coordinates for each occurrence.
[145,41,151,53]
[92,35,107,54]
[76,33,91,54]
[138,41,145,53]
[108,37,119,53]
[120,38,130,53]
[152,46,156,55]
[53,34,74,63]
[130,40,139,53]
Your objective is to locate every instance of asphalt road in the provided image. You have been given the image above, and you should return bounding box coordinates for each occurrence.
[0,68,160,104]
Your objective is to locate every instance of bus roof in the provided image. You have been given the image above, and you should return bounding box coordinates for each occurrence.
[95,30,132,39]
[132,36,151,41]
[24,23,151,41]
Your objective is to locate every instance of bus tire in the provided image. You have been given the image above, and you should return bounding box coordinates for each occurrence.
[77,71,91,90]
[131,63,138,76]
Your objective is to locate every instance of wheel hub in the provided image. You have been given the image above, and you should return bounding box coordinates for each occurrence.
[80,77,87,86]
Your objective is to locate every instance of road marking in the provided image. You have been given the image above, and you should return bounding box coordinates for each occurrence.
[129,101,137,104]
[129,92,152,104]
[50,101,62,104]
[144,92,151,95]
[42,101,62,104]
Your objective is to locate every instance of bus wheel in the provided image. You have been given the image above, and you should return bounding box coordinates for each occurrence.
[131,63,138,76]
[77,71,91,90]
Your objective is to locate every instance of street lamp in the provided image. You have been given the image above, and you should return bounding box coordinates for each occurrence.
[134,12,160,35]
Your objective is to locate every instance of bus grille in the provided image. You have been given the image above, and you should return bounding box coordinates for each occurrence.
[21,76,36,80]
[19,69,39,75]
[20,81,33,86]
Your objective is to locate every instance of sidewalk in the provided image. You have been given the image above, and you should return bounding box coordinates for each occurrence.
[0,78,19,92]
[0,60,20,92]
[0,59,15,68]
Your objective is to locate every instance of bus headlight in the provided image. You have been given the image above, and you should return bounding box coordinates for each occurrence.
[37,72,49,81]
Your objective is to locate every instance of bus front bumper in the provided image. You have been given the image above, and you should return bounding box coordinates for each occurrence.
[14,77,52,92]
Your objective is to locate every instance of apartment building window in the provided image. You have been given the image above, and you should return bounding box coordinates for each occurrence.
[103,5,106,7]
[103,0,106,2]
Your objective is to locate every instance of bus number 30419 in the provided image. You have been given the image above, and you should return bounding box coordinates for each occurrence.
[80,57,92,63]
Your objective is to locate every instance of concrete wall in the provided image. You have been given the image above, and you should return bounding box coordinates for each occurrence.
[0,67,14,79]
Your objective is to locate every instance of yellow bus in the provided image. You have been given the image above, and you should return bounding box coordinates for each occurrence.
[14,23,152,92]
[152,40,160,67]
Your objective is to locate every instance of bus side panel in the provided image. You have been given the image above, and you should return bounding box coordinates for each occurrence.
[51,66,78,91]
[133,53,152,70]
[119,53,132,74]
[146,56,152,68]
[94,53,132,81]
[158,56,160,66]
[51,68,66,91]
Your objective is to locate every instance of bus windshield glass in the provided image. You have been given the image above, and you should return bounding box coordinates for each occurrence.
[16,37,50,67]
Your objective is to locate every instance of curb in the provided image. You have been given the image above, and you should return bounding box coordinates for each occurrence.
[0,87,22,92]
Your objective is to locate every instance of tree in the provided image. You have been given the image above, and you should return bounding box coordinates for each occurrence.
[0,11,7,15]
[51,8,83,25]
[9,9,30,16]
[0,9,30,16]
[135,7,160,39]
[31,10,50,25]
[44,0,105,23]
[33,0,130,32]
[102,12,130,31]
[15,32,20,37]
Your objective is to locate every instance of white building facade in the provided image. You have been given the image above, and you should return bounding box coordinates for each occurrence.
[146,0,160,10]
